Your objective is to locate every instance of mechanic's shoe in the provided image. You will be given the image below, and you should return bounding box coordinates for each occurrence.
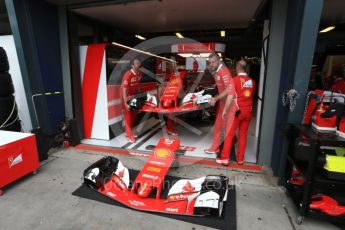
[167,130,179,136]
[237,160,244,165]
[204,148,220,154]
[216,158,229,166]
[125,134,137,142]
[126,136,136,143]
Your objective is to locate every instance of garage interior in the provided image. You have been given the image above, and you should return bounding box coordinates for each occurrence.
[1,0,345,229]
[62,0,269,164]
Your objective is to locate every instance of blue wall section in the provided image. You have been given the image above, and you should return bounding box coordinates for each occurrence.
[27,0,65,132]
[271,0,305,175]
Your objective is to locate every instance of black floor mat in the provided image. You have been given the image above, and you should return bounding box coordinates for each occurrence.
[73,170,236,230]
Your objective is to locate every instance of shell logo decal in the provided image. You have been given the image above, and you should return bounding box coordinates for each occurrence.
[170,79,179,85]
[243,90,251,97]
[154,148,171,159]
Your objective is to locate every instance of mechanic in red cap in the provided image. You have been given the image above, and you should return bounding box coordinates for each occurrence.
[217,60,255,165]
[121,58,142,143]
[204,53,235,154]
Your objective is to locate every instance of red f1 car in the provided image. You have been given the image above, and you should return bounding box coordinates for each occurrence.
[127,71,217,114]
[84,137,229,216]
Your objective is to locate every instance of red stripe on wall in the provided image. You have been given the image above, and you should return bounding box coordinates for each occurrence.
[106,83,157,121]
[140,82,157,92]
[108,104,122,119]
[107,83,157,103]
[107,85,121,102]
[82,44,107,138]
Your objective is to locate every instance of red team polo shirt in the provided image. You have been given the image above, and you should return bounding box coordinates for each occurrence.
[215,64,234,102]
[331,78,345,94]
[231,73,255,111]
[121,69,142,96]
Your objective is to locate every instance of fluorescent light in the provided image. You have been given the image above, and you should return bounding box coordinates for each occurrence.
[220,30,225,37]
[111,42,175,63]
[135,35,146,40]
[177,53,222,58]
[319,26,335,33]
[175,32,184,38]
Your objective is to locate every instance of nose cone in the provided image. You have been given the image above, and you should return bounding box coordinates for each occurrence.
[137,182,153,198]
[163,99,172,108]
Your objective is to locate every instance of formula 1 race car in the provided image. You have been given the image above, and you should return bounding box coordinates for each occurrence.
[127,72,217,114]
[83,137,229,216]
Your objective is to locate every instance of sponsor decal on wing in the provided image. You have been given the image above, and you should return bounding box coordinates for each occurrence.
[183,181,195,193]
[107,192,117,198]
[168,177,206,196]
[147,166,161,173]
[166,208,179,213]
[142,174,159,180]
[167,192,198,202]
[115,161,130,188]
[148,160,166,166]
[129,200,146,207]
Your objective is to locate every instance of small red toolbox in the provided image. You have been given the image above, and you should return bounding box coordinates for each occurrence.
[0,130,40,195]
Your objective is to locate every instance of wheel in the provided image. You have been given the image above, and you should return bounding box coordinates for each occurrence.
[0,189,3,196]
[296,216,304,225]
[0,73,14,96]
[32,170,38,175]
[0,47,9,72]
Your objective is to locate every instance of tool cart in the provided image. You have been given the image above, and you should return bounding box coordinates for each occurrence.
[284,124,345,225]
[0,130,40,196]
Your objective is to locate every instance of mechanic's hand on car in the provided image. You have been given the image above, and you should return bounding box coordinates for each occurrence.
[222,110,227,120]
[208,97,217,106]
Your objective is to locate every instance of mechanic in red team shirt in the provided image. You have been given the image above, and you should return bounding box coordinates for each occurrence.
[330,75,345,94]
[165,67,186,136]
[204,53,235,154]
[218,60,256,165]
[121,58,142,143]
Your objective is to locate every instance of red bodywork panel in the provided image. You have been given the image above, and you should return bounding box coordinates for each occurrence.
[310,195,345,216]
[302,91,339,131]
[287,169,305,186]
[338,117,345,134]
[159,77,183,108]
[313,104,337,129]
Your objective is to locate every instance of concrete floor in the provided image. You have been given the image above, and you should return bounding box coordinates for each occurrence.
[0,148,343,230]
